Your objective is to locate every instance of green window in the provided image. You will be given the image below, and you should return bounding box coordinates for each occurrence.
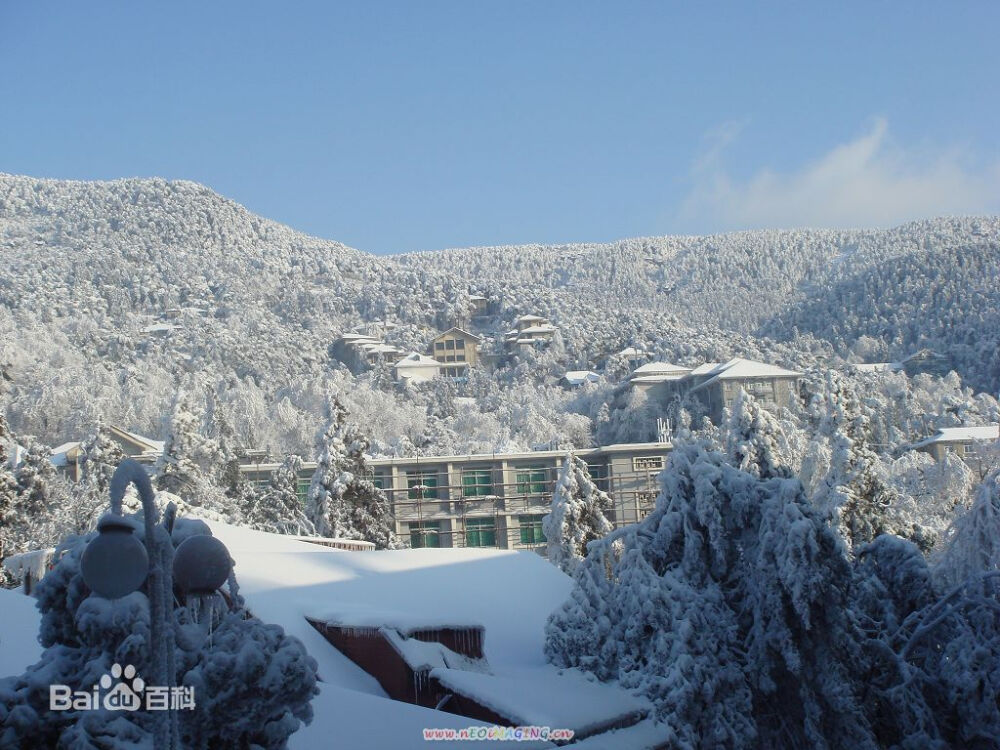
[409,522,440,548]
[515,468,548,495]
[518,514,546,545]
[296,479,311,505]
[407,471,439,500]
[462,469,493,497]
[465,517,496,548]
[372,473,386,490]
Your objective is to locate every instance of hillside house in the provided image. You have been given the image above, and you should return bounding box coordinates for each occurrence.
[911,424,999,477]
[428,327,481,378]
[560,370,600,388]
[504,314,558,351]
[468,294,489,317]
[394,352,442,385]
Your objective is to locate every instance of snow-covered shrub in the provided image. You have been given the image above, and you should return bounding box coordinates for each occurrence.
[0,515,317,748]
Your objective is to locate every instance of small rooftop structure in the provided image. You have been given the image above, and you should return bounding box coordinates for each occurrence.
[394,351,441,385]
[851,362,902,373]
[560,370,600,388]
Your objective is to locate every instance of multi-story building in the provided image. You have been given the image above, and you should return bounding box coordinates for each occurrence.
[240,441,672,552]
[428,327,481,378]
[629,357,802,424]
[504,314,559,351]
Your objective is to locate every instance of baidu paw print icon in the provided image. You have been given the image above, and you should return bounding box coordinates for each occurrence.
[101,663,144,711]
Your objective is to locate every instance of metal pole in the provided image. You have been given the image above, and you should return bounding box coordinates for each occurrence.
[109,459,177,750]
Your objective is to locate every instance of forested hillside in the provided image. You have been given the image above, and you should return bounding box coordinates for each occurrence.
[1,173,998,459]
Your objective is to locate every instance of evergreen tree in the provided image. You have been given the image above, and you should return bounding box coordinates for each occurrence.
[258,454,315,536]
[725,389,794,480]
[156,388,230,516]
[935,469,1000,589]
[812,372,912,552]
[307,399,400,549]
[546,443,873,748]
[0,415,22,566]
[542,452,613,574]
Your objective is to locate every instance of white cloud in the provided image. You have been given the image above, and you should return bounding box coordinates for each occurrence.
[677,118,1000,231]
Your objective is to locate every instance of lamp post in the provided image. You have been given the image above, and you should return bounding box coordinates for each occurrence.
[79,459,202,750]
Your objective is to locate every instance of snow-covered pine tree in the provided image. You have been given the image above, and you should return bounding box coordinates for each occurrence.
[725,388,794,479]
[0,415,22,571]
[812,372,912,552]
[79,419,127,493]
[934,469,1000,589]
[257,454,315,535]
[542,452,613,574]
[546,442,874,748]
[156,388,231,516]
[307,398,400,549]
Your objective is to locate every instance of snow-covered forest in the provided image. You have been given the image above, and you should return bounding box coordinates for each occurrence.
[2,173,1000,747]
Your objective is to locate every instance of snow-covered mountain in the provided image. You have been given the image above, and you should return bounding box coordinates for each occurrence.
[1,173,998,452]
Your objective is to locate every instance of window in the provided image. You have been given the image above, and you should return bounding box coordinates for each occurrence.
[586,461,609,489]
[372,473,386,490]
[518,515,546,544]
[445,339,455,350]
[435,342,445,351]
[516,467,548,495]
[409,522,440,549]
[462,469,493,497]
[446,355,456,362]
[407,470,438,500]
[456,354,465,362]
[456,339,465,350]
[633,456,664,471]
[466,517,496,547]
[296,479,311,505]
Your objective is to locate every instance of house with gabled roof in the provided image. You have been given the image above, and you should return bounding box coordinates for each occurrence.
[910,424,999,477]
[428,327,482,378]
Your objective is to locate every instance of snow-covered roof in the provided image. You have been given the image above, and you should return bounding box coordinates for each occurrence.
[468,294,487,301]
[394,351,440,367]
[339,333,379,344]
[429,667,650,736]
[518,325,557,335]
[561,370,599,386]
[911,424,999,448]
[689,362,724,376]
[632,361,690,376]
[690,358,802,389]
[313,607,484,635]
[360,343,401,354]
[629,374,687,385]
[616,346,646,357]
[852,362,902,373]
[141,323,181,334]
[433,327,482,342]
[110,426,165,454]
[49,441,83,467]
[514,314,546,324]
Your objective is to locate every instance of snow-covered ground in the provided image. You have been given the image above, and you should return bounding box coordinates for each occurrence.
[0,588,43,679]
[3,523,665,748]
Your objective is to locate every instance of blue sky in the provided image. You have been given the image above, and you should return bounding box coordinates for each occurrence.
[1,2,998,253]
